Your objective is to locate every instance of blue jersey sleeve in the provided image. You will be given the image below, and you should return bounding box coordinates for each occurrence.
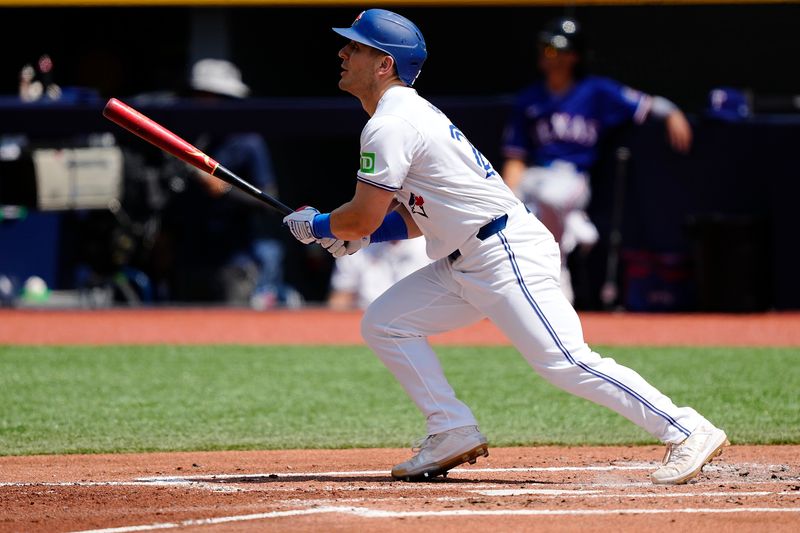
[593,77,653,128]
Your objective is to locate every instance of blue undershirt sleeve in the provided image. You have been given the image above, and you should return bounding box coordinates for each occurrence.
[370,211,409,243]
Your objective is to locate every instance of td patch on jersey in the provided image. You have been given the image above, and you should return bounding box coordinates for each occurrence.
[360,152,376,173]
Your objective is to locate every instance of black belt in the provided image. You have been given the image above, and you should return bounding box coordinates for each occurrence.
[448,213,508,261]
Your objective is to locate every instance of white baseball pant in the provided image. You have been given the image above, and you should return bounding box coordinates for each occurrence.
[361,203,704,444]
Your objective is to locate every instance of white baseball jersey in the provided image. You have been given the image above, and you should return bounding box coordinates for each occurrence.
[356,86,520,260]
[356,85,708,449]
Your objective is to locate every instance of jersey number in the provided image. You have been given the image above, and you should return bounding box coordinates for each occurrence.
[449,124,497,179]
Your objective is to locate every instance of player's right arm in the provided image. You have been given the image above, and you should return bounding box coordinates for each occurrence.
[285,115,419,247]
[330,182,398,240]
[331,114,422,240]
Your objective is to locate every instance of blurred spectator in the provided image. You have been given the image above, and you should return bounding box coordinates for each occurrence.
[501,17,693,303]
[19,53,101,104]
[159,58,294,308]
[328,238,431,311]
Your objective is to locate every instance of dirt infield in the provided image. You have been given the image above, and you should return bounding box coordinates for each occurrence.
[2,446,799,532]
[1,309,799,532]
[1,308,799,346]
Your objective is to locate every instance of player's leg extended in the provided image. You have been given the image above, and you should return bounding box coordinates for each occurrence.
[459,219,706,445]
[473,240,728,484]
[361,259,485,434]
[361,259,489,480]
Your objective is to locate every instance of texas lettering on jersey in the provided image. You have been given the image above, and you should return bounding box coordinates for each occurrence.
[534,112,599,146]
[503,75,651,172]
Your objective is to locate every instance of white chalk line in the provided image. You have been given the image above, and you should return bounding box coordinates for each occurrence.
[272,490,797,506]
[472,489,799,498]
[70,505,800,533]
[5,463,793,533]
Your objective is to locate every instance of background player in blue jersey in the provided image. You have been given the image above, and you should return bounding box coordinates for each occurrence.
[501,17,693,303]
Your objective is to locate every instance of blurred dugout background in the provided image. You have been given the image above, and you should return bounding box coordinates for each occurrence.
[0,1,799,312]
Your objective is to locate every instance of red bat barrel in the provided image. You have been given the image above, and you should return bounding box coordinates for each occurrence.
[102,97,220,175]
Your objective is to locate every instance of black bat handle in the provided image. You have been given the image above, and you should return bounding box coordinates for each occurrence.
[213,164,294,216]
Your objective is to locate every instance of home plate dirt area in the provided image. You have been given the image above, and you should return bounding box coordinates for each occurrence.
[1,446,800,532]
[1,310,799,532]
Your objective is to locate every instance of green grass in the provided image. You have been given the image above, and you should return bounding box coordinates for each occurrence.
[1,345,798,456]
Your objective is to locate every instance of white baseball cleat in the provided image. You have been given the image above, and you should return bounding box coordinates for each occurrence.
[391,425,489,482]
[650,422,730,485]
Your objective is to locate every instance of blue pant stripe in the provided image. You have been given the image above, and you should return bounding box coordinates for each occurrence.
[497,231,691,438]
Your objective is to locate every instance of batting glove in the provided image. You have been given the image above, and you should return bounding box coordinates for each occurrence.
[342,236,370,257]
[319,236,370,258]
[318,238,346,257]
[283,206,320,244]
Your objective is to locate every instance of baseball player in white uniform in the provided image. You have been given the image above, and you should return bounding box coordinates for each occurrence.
[283,9,728,484]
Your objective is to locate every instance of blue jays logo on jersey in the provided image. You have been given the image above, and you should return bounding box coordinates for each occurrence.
[408,193,428,218]
[536,113,598,146]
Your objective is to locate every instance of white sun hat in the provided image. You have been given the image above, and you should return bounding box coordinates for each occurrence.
[189,58,250,98]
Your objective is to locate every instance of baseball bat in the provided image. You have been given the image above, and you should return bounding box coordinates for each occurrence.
[102,97,294,216]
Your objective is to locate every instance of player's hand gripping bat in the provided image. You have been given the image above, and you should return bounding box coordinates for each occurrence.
[102,98,294,216]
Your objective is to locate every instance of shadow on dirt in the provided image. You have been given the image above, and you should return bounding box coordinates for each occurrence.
[185,474,560,485]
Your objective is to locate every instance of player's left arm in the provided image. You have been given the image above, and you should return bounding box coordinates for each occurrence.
[394,203,422,239]
[652,99,692,154]
[602,78,692,154]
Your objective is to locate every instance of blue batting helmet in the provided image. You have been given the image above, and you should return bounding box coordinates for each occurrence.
[332,9,427,86]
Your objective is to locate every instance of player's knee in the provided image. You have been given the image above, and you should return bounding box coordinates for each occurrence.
[361,304,417,348]
[360,305,384,347]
